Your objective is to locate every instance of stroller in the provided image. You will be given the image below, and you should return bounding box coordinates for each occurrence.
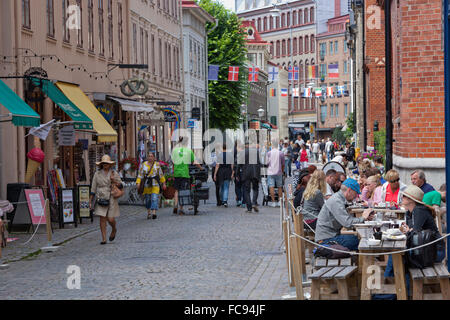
[261,168,280,206]
[177,165,210,215]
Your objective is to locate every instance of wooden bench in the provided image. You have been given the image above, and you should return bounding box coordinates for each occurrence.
[409,263,450,300]
[313,257,354,270]
[309,265,359,300]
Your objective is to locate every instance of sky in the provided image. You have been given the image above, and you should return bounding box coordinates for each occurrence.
[217,0,235,11]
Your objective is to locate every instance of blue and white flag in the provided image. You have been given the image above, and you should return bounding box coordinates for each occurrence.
[208,65,219,81]
[268,66,279,82]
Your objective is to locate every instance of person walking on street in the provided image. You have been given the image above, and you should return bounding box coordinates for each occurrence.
[267,139,285,207]
[214,144,234,208]
[292,142,300,170]
[319,139,326,164]
[211,143,222,206]
[282,142,292,177]
[136,152,166,220]
[90,155,124,245]
[171,137,203,215]
[325,138,334,162]
[312,140,320,163]
[238,142,262,213]
[234,141,245,207]
[299,144,308,170]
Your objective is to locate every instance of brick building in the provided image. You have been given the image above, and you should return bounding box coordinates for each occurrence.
[390,0,445,188]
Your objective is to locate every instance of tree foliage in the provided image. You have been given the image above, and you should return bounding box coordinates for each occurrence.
[344,112,356,140]
[199,0,248,130]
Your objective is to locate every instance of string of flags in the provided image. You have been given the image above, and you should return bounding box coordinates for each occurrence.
[270,85,349,98]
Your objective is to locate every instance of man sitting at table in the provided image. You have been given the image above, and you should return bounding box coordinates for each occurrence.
[315,178,375,251]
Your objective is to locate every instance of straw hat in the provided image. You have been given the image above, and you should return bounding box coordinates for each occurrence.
[96,155,115,166]
[401,185,425,205]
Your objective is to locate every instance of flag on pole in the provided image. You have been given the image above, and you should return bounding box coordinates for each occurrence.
[281,88,288,97]
[288,66,299,81]
[314,88,322,97]
[208,65,219,81]
[326,86,334,97]
[228,66,239,81]
[270,88,276,97]
[302,87,311,98]
[292,87,299,97]
[337,85,345,96]
[328,63,339,78]
[26,119,56,140]
[248,67,259,82]
[268,66,279,81]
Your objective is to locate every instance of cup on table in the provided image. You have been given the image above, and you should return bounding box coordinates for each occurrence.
[373,231,382,240]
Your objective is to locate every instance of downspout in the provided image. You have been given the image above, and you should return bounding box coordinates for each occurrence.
[385,0,393,171]
[362,3,367,151]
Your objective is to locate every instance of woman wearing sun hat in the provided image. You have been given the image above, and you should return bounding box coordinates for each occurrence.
[89,155,124,245]
[383,185,444,282]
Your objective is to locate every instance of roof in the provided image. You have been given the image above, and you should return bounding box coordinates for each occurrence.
[241,20,269,45]
[182,1,215,23]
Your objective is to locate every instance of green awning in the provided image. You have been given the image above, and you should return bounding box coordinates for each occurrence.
[0,79,40,127]
[31,78,93,130]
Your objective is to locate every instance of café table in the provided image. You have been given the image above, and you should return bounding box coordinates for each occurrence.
[358,238,408,300]
[348,206,406,220]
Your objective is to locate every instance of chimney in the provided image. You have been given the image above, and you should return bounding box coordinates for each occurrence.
[335,0,341,17]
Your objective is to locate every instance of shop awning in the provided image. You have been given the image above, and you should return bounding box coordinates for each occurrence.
[108,97,154,113]
[31,78,93,130]
[55,82,117,143]
[0,79,40,127]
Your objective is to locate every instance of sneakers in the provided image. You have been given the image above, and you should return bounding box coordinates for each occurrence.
[236,201,242,207]
[245,209,252,213]
[223,202,228,208]
[269,202,277,208]
[252,205,259,213]
[277,201,281,207]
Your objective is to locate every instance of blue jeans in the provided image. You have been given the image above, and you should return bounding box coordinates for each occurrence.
[220,180,230,204]
[321,235,360,251]
[145,193,159,210]
[285,159,292,176]
[327,152,332,162]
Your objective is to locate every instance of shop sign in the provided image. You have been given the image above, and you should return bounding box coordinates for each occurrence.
[24,189,46,226]
[58,125,76,146]
[191,107,201,120]
[61,189,75,224]
[187,119,199,129]
[78,186,91,218]
[96,104,114,121]
[164,111,179,122]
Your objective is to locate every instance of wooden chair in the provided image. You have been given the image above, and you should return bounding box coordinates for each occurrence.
[309,265,359,300]
[409,263,450,300]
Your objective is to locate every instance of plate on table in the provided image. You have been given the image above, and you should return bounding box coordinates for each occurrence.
[364,221,379,226]
[384,228,403,236]
[353,223,372,228]
[383,234,406,241]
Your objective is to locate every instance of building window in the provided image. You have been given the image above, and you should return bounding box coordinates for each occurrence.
[270,16,273,29]
[151,34,155,74]
[133,23,137,63]
[335,104,339,117]
[320,64,327,78]
[263,17,267,31]
[144,31,149,71]
[276,40,280,57]
[276,16,280,29]
[287,38,291,56]
[304,8,308,24]
[257,18,261,31]
[335,40,338,54]
[299,36,303,54]
[344,40,348,53]
[305,36,309,53]
[344,60,348,74]
[344,103,348,117]
[159,38,162,77]
[47,0,54,37]
[282,39,286,56]
[118,3,123,62]
[270,41,274,56]
[108,0,113,59]
[320,105,327,123]
[62,0,70,43]
[329,42,333,55]
[248,53,257,64]
[168,44,172,80]
[330,104,334,117]
[76,0,83,47]
[320,43,326,56]
[311,35,315,53]
[88,0,94,52]
[287,12,290,26]
[293,38,297,55]
[99,0,105,56]
[298,9,303,25]
[310,7,314,23]
[140,27,144,64]
[293,11,297,25]
[22,0,31,29]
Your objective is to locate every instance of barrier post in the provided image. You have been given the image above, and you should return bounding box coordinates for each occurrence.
[290,234,305,300]
[41,199,59,252]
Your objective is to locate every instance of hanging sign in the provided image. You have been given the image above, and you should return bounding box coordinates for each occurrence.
[191,107,201,120]
[24,189,47,226]
[58,125,76,146]
[96,105,114,121]
[164,111,179,122]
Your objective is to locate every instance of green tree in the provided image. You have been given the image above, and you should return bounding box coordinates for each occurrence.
[332,127,346,144]
[344,112,356,140]
[199,0,248,130]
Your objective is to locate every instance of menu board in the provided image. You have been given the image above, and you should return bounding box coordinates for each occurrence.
[62,189,75,223]
[24,189,46,226]
[78,186,91,218]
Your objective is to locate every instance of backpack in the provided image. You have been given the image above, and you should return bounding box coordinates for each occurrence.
[405,229,443,269]
[313,241,351,259]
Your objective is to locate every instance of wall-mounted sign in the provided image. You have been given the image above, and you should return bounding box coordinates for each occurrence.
[191,107,201,120]
[58,125,76,146]
[96,105,114,121]
[187,119,199,129]
[164,111,179,122]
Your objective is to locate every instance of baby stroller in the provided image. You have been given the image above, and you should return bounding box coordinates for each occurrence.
[261,170,280,206]
[177,165,209,215]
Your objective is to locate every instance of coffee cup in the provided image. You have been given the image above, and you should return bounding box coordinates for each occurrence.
[373,232,382,240]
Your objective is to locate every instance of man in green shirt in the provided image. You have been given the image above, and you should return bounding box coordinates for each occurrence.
[171,137,203,215]
[422,183,446,232]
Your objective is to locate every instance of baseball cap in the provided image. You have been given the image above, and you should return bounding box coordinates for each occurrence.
[343,178,361,195]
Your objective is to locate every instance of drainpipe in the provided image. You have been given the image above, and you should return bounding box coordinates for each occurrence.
[385,0,393,171]
[362,4,367,151]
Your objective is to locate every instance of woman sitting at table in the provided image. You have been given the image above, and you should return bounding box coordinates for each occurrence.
[384,185,444,289]
[361,175,383,206]
[380,169,407,205]
[299,170,327,230]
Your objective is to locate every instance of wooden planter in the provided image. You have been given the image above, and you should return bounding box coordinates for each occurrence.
[163,186,176,199]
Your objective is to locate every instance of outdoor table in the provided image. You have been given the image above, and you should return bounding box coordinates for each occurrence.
[348,207,406,220]
[358,238,408,300]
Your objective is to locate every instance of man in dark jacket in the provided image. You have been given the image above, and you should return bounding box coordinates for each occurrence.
[237,142,261,213]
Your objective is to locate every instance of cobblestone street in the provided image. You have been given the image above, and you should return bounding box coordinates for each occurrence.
[0,182,294,300]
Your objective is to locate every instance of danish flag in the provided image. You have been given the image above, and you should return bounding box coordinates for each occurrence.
[248,67,259,82]
[228,66,239,81]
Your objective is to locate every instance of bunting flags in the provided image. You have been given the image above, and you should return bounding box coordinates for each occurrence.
[208,65,219,81]
[268,66,279,82]
[281,88,288,97]
[288,66,299,81]
[308,65,318,79]
[302,87,311,98]
[248,67,259,82]
[328,63,339,78]
[228,66,239,81]
[337,85,345,96]
[270,88,276,97]
[314,88,323,97]
[292,87,299,97]
[326,86,334,97]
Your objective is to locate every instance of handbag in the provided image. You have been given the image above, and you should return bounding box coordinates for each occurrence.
[111,171,124,199]
[97,198,110,207]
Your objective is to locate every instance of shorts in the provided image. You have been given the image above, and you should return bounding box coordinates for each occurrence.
[145,193,159,210]
[174,177,190,191]
[268,175,283,188]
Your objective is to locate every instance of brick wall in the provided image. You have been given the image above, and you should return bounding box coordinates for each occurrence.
[365,0,386,148]
[391,0,445,159]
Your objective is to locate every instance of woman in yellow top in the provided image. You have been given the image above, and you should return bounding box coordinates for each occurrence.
[136,152,166,219]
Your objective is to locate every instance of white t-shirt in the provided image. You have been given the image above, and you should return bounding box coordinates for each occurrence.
[325,141,333,152]
[295,139,305,147]
[326,183,335,197]
[312,143,320,153]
